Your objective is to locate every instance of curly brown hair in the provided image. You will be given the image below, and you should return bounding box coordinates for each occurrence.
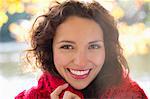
[26,0,129,98]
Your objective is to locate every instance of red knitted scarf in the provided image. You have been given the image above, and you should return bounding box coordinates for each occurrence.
[15,71,147,99]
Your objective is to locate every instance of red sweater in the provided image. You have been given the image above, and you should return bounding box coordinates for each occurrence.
[15,71,147,99]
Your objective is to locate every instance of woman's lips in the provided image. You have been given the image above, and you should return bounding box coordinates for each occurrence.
[67,68,91,79]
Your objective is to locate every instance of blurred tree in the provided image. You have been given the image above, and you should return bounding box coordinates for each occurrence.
[0,12,30,42]
[118,0,150,25]
[0,0,38,42]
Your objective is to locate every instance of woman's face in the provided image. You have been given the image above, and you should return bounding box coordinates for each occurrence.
[53,16,105,90]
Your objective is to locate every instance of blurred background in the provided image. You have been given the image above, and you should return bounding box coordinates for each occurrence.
[0,0,150,98]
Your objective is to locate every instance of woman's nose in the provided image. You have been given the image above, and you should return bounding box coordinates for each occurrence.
[73,50,88,67]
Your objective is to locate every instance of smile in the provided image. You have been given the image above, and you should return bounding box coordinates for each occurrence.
[67,68,91,79]
[69,69,90,75]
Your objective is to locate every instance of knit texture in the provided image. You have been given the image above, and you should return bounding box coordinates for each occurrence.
[15,71,147,99]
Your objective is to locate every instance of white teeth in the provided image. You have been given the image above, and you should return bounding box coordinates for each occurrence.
[69,69,90,75]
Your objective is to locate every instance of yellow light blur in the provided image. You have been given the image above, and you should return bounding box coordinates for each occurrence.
[111,6,124,20]
[7,2,24,14]
[9,21,31,42]
[0,11,8,27]
[118,22,150,56]
[144,0,150,2]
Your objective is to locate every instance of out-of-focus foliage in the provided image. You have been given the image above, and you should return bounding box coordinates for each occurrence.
[111,6,124,20]
[0,11,8,27]
[0,0,40,27]
[118,22,150,56]
[144,0,150,2]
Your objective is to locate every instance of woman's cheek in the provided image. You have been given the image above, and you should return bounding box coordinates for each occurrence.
[54,52,72,67]
[90,51,105,66]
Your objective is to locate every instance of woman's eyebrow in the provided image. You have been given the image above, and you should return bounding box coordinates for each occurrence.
[57,40,103,44]
[89,40,104,44]
[57,40,75,44]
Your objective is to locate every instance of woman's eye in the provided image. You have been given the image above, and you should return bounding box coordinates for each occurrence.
[89,44,101,49]
[60,45,74,49]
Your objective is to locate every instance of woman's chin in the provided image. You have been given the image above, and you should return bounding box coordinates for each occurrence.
[70,83,89,90]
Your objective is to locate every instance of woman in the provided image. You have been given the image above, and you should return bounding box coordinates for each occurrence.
[15,0,147,99]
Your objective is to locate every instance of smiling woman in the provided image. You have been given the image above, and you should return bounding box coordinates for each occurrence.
[53,16,105,90]
[15,0,147,99]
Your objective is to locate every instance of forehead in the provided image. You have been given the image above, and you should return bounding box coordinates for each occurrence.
[54,16,103,41]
